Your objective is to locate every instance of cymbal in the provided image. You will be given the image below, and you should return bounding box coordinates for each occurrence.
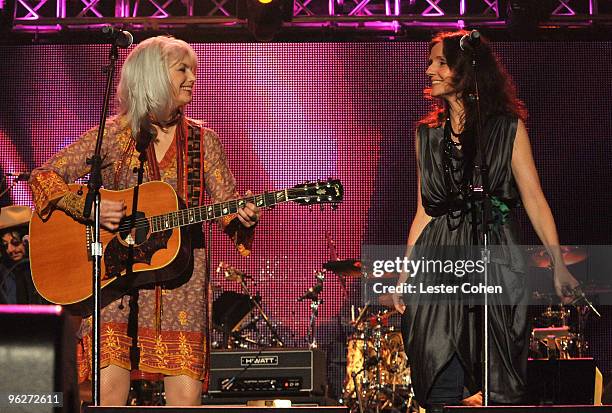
[323,259,362,277]
[529,246,587,268]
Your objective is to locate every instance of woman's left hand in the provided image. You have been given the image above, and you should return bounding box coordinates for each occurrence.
[554,265,580,304]
[237,190,260,228]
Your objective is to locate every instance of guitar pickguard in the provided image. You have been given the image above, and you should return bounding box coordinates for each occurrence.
[104,230,173,277]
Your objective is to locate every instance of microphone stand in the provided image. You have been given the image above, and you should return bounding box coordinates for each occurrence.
[466,47,493,406]
[83,42,120,406]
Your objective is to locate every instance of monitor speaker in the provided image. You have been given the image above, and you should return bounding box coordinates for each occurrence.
[0,305,79,413]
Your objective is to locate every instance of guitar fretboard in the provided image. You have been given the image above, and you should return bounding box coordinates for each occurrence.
[149,189,289,232]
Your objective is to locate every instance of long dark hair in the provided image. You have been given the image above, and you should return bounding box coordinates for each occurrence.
[419,30,527,129]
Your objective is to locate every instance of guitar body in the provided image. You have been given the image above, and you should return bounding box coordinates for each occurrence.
[29,181,192,315]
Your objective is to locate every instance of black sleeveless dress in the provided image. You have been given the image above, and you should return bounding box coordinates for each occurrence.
[401,114,529,404]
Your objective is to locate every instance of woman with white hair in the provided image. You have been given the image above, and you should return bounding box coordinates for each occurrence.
[30,36,260,405]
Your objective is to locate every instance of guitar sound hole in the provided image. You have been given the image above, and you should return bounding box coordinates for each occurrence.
[119,211,150,246]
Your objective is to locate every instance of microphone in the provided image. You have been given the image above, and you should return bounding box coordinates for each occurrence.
[6,172,30,181]
[569,287,601,318]
[460,30,481,51]
[136,116,157,154]
[102,26,134,49]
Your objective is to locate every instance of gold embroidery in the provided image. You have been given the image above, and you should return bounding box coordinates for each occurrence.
[103,326,122,360]
[154,335,169,368]
[236,244,250,257]
[30,171,70,217]
[178,311,188,326]
[213,169,223,183]
[178,332,193,369]
[57,192,87,221]
[53,157,67,168]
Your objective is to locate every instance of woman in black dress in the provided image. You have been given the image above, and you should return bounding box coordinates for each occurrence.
[393,31,579,411]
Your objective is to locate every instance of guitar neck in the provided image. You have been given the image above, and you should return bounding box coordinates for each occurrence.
[149,189,289,232]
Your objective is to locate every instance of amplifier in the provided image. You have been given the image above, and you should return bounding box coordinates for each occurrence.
[527,358,603,405]
[209,348,326,396]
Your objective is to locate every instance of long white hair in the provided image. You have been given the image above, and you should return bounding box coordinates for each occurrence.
[117,35,197,136]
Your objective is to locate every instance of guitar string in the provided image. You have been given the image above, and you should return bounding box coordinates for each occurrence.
[100,185,341,234]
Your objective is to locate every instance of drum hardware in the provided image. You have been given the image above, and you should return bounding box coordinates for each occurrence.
[324,231,354,295]
[215,262,284,348]
[323,259,363,278]
[299,270,326,348]
[529,298,598,360]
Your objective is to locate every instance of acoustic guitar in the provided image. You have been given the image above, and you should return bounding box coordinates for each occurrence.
[29,179,343,314]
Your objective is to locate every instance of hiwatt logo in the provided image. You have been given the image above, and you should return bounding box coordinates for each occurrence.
[240,355,279,366]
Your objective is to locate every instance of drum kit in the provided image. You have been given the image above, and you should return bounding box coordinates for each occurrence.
[527,246,602,361]
[321,258,416,413]
[342,307,414,413]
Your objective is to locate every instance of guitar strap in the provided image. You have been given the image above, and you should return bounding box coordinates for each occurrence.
[184,120,210,387]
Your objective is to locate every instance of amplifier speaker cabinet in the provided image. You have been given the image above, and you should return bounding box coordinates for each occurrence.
[527,358,603,405]
[208,348,326,397]
[0,305,79,413]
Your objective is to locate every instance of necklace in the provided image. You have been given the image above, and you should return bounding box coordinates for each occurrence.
[153,111,182,133]
[446,116,466,147]
[447,116,464,136]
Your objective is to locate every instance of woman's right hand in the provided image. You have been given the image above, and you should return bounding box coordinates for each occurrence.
[99,199,126,232]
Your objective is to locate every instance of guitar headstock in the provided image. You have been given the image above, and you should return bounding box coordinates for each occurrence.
[289,179,344,207]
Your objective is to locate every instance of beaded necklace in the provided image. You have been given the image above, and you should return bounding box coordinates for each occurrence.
[442,118,472,231]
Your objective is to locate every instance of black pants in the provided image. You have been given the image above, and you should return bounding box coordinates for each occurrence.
[426,354,465,409]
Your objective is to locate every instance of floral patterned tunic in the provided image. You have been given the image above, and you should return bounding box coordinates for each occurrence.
[30,115,254,385]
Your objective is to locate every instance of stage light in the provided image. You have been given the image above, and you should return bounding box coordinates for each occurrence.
[238,0,293,42]
[506,0,553,37]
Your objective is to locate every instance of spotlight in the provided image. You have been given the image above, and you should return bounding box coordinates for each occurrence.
[238,0,293,41]
[506,0,553,37]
